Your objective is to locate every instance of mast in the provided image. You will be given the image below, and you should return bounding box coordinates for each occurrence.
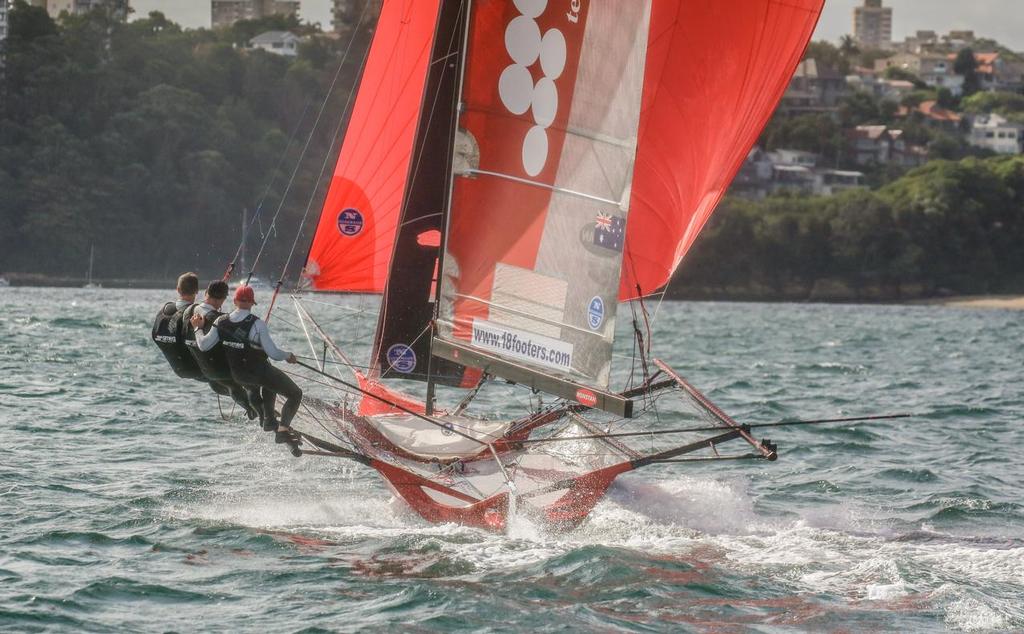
[425,0,474,416]
[239,208,247,281]
[369,0,473,390]
[87,245,94,285]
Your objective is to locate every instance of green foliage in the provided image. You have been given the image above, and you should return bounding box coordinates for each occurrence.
[805,40,851,74]
[676,155,1024,298]
[953,48,982,97]
[0,5,362,280]
[961,91,1024,124]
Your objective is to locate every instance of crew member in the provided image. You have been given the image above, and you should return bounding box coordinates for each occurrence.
[152,272,204,380]
[183,281,261,423]
[192,285,303,449]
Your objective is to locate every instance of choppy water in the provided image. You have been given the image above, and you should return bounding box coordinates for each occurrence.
[1,287,1022,632]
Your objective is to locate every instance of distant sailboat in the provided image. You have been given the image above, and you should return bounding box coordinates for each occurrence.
[234,207,272,290]
[83,245,101,289]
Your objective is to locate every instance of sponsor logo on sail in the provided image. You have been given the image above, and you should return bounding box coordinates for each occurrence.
[587,296,604,330]
[575,388,597,407]
[386,343,417,373]
[497,0,572,177]
[337,208,364,237]
[471,319,573,372]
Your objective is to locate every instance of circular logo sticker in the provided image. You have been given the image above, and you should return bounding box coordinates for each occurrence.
[386,344,417,374]
[337,208,364,237]
[587,296,605,330]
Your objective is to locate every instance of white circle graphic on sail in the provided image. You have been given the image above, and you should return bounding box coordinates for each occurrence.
[523,126,549,177]
[499,0,564,177]
[505,16,542,66]
[532,77,558,128]
[499,64,534,115]
[540,29,566,79]
[513,0,547,19]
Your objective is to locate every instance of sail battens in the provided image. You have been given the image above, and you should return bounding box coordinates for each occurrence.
[462,169,619,206]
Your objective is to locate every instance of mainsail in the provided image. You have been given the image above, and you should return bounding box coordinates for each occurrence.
[433,0,652,416]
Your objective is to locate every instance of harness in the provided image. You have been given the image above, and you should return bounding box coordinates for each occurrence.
[184,305,233,382]
[215,314,269,385]
[152,301,203,380]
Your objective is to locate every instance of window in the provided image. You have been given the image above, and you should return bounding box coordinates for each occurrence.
[987,132,995,138]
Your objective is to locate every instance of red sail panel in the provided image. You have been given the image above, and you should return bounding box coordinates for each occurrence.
[619,0,824,300]
[304,0,442,293]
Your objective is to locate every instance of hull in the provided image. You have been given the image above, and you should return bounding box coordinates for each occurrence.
[297,397,637,532]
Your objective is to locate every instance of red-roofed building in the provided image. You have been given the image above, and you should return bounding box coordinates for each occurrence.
[896,100,963,132]
[948,52,1024,93]
[848,125,927,167]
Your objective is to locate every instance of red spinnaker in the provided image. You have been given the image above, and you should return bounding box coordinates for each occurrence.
[305,0,442,293]
[620,0,824,300]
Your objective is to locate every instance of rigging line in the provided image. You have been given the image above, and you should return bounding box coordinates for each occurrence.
[250,0,377,286]
[223,100,313,282]
[514,413,915,445]
[292,359,491,446]
[296,400,361,452]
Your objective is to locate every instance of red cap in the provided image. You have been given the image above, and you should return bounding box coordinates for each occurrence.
[234,284,257,305]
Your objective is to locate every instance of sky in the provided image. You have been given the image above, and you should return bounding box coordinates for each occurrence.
[129,1,1024,51]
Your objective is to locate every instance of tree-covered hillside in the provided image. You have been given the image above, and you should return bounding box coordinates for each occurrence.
[0,3,365,282]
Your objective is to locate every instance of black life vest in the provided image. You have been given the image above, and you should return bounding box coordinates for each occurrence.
[214,313,269,385]
[152,301,204,380]
[183,305,233,382]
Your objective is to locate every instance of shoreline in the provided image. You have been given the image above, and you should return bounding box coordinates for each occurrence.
[905,295,1024,310]
[2,275,1022,309]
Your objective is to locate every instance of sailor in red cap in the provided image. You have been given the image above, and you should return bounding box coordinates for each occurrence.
[192,284,303,454]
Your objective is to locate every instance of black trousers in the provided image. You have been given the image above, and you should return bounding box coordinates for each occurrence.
[207,379,256,415]
[237,363,302,428]
[259,365,303,428]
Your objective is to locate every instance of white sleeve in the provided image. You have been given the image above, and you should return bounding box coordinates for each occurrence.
[195,322,219,352]
[254,320,289,361]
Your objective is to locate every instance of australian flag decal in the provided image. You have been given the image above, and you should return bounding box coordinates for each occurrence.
[593,213,625,252]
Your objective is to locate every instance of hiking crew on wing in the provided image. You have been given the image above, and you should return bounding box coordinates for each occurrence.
[182,280,261,422]
[192,284,303,450]
[152,272,205,381]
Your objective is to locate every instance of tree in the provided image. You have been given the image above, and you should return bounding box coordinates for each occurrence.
[954,48,981,97]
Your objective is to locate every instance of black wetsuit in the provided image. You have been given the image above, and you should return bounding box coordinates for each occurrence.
[183,304,259,418]
[152,301,205,380]
[215,314,302,428]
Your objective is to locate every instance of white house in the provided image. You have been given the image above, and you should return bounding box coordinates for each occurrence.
[250,31,301,57]
[969,114,1023,155]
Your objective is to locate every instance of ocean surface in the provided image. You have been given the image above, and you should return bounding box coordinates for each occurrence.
[2,287,1022,632]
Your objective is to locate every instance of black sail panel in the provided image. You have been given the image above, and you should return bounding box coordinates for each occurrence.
[371,0,471,387]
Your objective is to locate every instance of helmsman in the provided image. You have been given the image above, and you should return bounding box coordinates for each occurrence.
[183,280,261,422]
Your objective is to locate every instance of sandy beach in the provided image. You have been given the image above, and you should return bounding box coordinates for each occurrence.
[923,295,1024,310]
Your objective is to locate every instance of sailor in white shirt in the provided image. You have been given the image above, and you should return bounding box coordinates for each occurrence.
[192,285,302,451]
